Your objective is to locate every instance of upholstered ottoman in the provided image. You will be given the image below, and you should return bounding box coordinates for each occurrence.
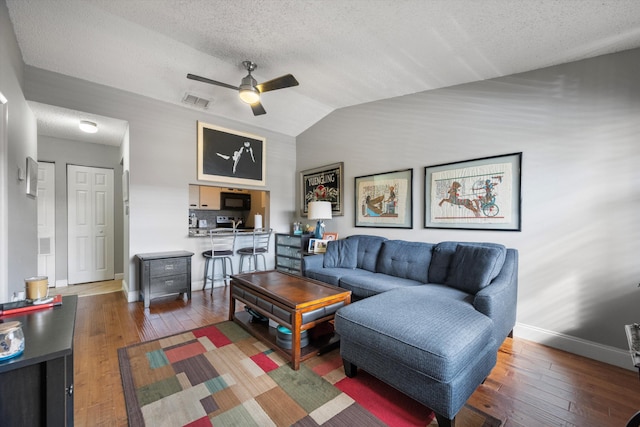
[335,286,497,427]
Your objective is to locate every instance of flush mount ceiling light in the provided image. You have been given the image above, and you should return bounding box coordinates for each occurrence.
[79,120,98,133]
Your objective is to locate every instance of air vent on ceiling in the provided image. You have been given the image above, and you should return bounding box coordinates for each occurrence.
[182,93,212,109]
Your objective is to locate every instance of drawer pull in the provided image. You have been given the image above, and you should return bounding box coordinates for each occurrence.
[165,265,174,271]
[164,280,174,286]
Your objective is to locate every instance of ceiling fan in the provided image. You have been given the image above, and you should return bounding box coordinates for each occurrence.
[187,61,299,116]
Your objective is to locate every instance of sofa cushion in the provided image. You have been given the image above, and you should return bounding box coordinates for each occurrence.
[304,267,362,287]
[376,240,433,283]
[323,238,357,269]
[428,241,506,284]
[445,244,507,293]
[339,272,423,299]
[335,286,494,382]
[348,235,387,272]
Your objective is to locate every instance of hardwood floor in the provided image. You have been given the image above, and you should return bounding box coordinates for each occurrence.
[73,288,640,426]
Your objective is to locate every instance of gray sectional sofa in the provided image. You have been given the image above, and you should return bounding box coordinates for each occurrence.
[302,235,518,427]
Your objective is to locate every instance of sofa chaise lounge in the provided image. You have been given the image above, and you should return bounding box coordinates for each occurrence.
[302,235,518,427]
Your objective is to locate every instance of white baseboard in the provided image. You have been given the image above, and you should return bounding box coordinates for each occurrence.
[115,273,124,280]
[55,279,68,287]
[514,322,634,371]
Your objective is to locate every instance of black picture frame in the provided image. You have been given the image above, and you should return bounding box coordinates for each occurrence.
[424,152,522,231]
[197,121,266,186]
[300,162,344,217]
[355,168,413,228]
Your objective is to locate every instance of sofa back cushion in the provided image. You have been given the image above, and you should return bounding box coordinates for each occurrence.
[376,240,434,282]
[444,244,507,293]
[348,235,387,272]
[323,239,358,268]
[429,241,507,284]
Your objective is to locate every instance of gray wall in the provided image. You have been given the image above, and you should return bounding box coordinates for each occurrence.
[23,66,297,297]
[296,48,640,365]
[0,0,38,300]
[38,136,124,281]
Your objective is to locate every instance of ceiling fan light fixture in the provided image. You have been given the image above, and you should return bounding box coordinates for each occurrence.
[238,86,260,104]
[79,120,98,133]
[238,75,260,104]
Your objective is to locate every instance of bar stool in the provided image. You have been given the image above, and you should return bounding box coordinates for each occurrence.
[202,230,236,292]
[237,228,272,273]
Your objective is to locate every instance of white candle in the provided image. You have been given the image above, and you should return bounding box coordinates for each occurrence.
[254,214,263,230]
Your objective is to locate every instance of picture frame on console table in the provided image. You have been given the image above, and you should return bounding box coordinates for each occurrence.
[424,152,522,231]
[197,121,266,186]
[300,162,344,217]
[355,168,413,229]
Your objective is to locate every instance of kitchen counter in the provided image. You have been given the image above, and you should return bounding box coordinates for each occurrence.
[189,228,258,237]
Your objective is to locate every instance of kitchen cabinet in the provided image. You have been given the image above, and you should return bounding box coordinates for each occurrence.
[275,233,313,276]
[137,251,193,308]
[189,184,200,208]
[199,186,221,210]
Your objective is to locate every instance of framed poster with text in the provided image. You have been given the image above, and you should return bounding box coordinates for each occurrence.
[300,162,344,217]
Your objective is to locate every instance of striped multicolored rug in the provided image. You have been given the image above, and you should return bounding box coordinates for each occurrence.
[118,321,501,426]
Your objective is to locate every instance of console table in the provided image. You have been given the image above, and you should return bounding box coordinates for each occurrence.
[137,251,194,308]
[0,295,77,426]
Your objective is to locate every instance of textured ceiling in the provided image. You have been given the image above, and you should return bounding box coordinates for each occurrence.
[27,102,128,147]
[7,0,640,142]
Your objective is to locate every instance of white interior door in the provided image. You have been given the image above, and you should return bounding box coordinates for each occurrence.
[37,162,55,284]
[67,165,114,284]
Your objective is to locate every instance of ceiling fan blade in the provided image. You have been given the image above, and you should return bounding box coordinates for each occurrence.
[187,73,239,91]
[250,101,266,116]
[256,74,299,93]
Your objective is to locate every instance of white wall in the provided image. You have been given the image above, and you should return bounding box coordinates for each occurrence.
[23,66,297,299]
[296,49,640,368]
[0,0,38,300]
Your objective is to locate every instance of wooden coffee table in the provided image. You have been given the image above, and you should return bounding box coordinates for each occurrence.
[229,270,351,370]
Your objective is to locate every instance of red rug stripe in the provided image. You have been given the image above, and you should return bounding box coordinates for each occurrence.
[335,371,434,427]
[251,352,279,373]
[193,325,232,347]
[184,416,212,427]
[164,341,206,364]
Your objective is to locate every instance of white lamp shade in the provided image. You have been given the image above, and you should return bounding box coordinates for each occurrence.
[308,201,332,220]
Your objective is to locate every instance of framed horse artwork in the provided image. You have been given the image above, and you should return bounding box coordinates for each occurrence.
[424,153,522,231]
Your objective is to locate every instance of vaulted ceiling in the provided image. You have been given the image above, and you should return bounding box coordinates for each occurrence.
[7,0,640,142]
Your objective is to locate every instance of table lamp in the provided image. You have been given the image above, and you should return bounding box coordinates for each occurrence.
[308,201,332,239]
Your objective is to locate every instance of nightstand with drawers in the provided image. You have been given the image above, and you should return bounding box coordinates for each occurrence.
[136,250,194,308]
[275,233,313,276]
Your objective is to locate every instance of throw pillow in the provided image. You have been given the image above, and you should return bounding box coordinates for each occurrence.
[323,239,357,269]
[445,244,506,293]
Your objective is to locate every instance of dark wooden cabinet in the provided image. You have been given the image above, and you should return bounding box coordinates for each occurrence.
[0,295,77,426]
[137,251,194,308]
[275,233,313,276]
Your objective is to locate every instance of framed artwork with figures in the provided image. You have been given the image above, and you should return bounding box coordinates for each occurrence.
[424,152,522,231]
[197,121,266,186]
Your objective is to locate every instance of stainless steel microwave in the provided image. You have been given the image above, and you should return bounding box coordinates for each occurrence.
[220,192,251,210]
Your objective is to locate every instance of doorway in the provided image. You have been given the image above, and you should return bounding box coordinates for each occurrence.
[67,165,115,284]
[37,161,56,283]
